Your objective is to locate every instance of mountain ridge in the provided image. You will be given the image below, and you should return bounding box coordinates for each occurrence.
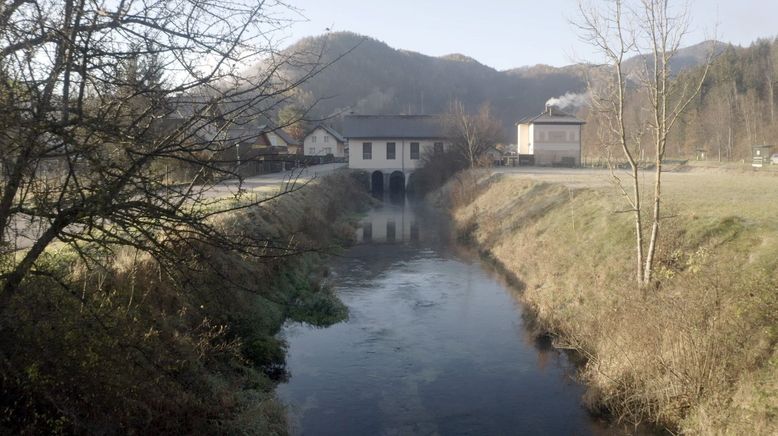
[274,32,729,138]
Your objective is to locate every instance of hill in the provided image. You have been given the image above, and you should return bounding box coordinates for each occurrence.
[275,32,586,138]
[622,40,729,77]
[271,32,730,140]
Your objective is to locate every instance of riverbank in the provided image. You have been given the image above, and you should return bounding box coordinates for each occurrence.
[277,198,610,435]
[1,171,371,434]
[436,169,777,434]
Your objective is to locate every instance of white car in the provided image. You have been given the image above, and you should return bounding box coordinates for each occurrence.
[772,153,778,165]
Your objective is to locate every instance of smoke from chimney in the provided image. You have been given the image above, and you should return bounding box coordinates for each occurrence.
[545,92,590,110]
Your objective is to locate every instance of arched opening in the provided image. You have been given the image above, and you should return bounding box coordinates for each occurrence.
[371,171,384,194]
[388,171,405,195]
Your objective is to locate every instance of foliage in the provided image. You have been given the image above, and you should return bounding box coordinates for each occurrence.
[277,105,312,143]
[576,0,712,286]
[443,100,505,168]
[0,0,331,306]
[582,37,778,161]
[669,38,778,159]
[447,172,778,433]
[407,151,468,195]
[0,172,371,433]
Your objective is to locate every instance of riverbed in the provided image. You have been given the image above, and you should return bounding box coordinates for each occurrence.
[277,198,613,435]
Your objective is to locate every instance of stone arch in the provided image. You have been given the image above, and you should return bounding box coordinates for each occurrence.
[388,171,405,195]
[371,170,384,193]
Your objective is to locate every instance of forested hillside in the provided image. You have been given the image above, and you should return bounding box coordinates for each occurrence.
[274,32,586,136]
[668,38,778,160]
[273,31,774,158]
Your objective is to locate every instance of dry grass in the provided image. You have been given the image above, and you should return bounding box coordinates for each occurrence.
[1,171,371,434]
[447,168,778,434]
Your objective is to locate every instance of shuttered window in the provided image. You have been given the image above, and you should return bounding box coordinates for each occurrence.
[386,142,396,159]
[363,142,372,160]
[410,142,420,160]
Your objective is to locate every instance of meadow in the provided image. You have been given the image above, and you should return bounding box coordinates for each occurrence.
[442,166,778,434]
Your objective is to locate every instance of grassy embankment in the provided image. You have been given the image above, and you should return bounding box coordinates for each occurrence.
[439,169,777,434]
[1,171,371,434]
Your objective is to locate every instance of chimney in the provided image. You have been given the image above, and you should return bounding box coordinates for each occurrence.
[545,104,553,116]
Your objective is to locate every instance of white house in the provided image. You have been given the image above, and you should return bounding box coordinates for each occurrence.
[517,106,585,166]
[343,115,450,192]
[303,124,347,158]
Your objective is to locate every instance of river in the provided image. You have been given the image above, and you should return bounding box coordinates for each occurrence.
[277,198,615,435]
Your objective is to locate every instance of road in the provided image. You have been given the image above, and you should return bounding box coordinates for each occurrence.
[200,162,348,199]
[8,163,348,250]
[491,165,615,188]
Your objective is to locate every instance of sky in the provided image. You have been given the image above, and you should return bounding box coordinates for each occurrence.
[275,0,778,70]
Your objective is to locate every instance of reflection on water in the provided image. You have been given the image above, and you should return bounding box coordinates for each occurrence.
[277,197,622,435]
[357,201,420,244]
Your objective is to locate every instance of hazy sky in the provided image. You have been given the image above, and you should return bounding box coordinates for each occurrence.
[277,0,777,70]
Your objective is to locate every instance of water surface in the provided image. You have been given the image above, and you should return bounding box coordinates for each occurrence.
[277,199,609,435]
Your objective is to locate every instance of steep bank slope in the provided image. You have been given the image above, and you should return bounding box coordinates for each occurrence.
[442,172,777,434]
[1,172,371,434]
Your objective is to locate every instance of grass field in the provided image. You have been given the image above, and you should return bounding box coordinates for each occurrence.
[445,166,778,434]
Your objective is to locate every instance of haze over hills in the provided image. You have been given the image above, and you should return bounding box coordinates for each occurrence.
[275,32,727,138]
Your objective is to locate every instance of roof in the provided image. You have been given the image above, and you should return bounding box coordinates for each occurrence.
[342,115,447,139]
[517,106,585,125]
[307,124,346,143]
[273,128,300,146]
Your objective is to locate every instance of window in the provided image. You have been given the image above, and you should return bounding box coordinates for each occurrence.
[308,148,315,154]
[323,147,332,155]
[434,142,444,154]
[410,142,420,160]
[548,131,566,142]
[386,142,396,160]
[363,142,372,160]
[324,135,330,143]
[311,135,317,143]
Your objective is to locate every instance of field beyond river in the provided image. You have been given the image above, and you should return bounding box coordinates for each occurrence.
[437,165,778,434]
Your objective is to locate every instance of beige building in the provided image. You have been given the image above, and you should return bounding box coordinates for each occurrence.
[343,115,450,192]
[517,106,585,166]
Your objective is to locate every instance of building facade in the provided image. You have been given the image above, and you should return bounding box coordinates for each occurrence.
[303,125,346,158]
[343,115,450,192]
[517,106,585,166]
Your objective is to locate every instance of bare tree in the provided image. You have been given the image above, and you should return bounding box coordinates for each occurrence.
[576,0,711,286]
[0,0,334,307]
[444,100,504,168]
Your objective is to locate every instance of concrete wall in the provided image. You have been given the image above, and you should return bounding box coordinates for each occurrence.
[303,127,346,157]
[368,170,411,192]
[517,124,531,154]
[347,139,449,171]
[526,124,582,165]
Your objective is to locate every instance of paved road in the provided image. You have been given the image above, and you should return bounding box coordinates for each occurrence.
[201,162,348,199]
[490,165,616,188]
[7,163,348,250]
[489,164,709,189]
